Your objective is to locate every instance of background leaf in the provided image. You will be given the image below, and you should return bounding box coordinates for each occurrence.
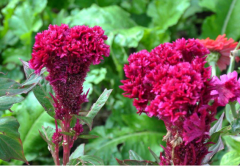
[0,116,27,163]
[201,0,240,40]
[0,96,24,111]
[146,0,190,30]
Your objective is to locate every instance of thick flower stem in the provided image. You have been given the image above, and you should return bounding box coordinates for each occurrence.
[54,144,60,165]
[54,119,60,165]
[227,54,235,74]
[62,116,71,165]
[209,61,216,76]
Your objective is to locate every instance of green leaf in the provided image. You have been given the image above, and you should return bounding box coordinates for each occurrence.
[129,150,143,160]
[220,150,240,165]
[0,116,27,163]
[67,155,104,165]
[139,27,170,51]
[120,0,148,15]
[74,116,93,130]
[0,77,21,96]
[33,79,55,118]
[210,112,224,135]
[226,104,234,124]
[19,61,52,117]
[39,127,55,146]
[1,0,20,37]
[116,158,156,165]
[208,126,232,144]
[69,4,136,33]
[198,0,219,12]
[69,144,85,160]
[0,96,24,111]
[8,1,44,44]
[28,0,47,15]
[224,135,240,153]
[148,147,160,163]
[85,126,164,165]
[78,135,98,139]
[201,0,240,40]
[60,132,75,136]
[12,92,54,161]
[202,137,224,164]
[114,26,144,48]
[182,0,202,18]
[231,119,240,133]
[0,71,42,97]
[121,114,166,132]
[86,89,112,120]
[19,59,34,78]
[146,0,190,31]
[83,68,107,96]
[2,47,29,65]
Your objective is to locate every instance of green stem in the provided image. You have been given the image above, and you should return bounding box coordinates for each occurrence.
[221,0,237,34]
[229,102,238,119]
[227,54,235,74]
[209,61,216,76]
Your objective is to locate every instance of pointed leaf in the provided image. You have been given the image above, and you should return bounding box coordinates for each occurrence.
[202,137,224,164]
[0,75,41,96]
[78,135,98,139]
[87,89,112,120]
[69,144,85,160]
[210,112,224,135]
[74,115,93,130]
[19,59,34,78]
[60,132,75,136]
[39,127,55,146]
[0,116,27,163]
[225,104,234,124]
[208,126,232,143]
[201,0,240,40]
[231,119,240,133]
[33,79,55,118]
[0,96,24,111]
[67,155,104,165]
[13,92,54,161]
[148,147,160,163]
[220,150,240,165]
[146,0,190,30]
[116,158,156,165]
[129,150,143,160]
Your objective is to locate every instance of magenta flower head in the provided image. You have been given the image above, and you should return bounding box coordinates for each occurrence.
[120,38,240,165]
[29,24,110,119]
[120,38,211,122]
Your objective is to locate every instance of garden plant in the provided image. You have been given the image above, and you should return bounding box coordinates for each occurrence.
[1,0,240,165]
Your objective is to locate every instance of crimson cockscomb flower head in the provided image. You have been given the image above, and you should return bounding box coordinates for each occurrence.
[120,50,155,114]
[121,38,211,122]
[29,24,110,119]
[121,38,240,165]
[198,34,238,71]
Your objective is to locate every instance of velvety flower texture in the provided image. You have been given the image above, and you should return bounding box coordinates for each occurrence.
[120,38,240,165]
[29,24,110,119]
[198,34,238,71]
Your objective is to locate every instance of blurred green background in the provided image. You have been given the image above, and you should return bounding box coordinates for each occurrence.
[1,0,240,165]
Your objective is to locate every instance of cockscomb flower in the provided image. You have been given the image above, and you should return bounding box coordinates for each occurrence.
[29,24,110,119]
[121,38,240,165]
[198,34,238,71]
[121,38,211,122]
